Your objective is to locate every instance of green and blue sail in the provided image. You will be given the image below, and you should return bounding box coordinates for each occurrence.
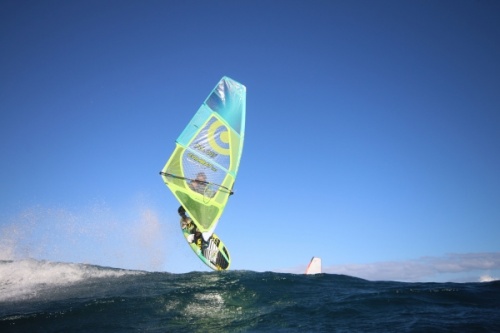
[160,76,246,249]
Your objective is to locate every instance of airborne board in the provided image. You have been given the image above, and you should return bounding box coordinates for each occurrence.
[160,76,246,270]
[180,217,230,270]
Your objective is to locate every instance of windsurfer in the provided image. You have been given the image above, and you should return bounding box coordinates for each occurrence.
[189,172,208,194]
[178,206,204,248]
[189,172,215,197]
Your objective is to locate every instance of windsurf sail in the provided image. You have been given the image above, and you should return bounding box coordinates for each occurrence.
[160,76,246,239]
[305,257,322,275]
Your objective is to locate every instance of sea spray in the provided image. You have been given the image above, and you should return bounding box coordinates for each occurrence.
[0,202,172,271]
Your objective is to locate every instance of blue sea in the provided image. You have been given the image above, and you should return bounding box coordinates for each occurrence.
[1,260,499,332]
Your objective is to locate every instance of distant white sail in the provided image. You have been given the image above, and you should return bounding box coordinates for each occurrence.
[305,257,322,275]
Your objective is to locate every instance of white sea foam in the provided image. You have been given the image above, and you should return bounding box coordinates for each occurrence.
[479,274,498,282]
[0,259,143,302]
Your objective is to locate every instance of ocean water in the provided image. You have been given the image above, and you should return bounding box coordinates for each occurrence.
[1,260,499,332]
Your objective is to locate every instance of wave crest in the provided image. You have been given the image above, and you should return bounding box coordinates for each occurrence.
[0,259,144,302]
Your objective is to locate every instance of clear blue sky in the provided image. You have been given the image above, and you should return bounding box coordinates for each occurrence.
[1,0,499,282]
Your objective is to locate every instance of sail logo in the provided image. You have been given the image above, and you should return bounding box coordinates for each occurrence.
[193,143,217,158]
[208,118,230,156]
[187,152,217,172]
